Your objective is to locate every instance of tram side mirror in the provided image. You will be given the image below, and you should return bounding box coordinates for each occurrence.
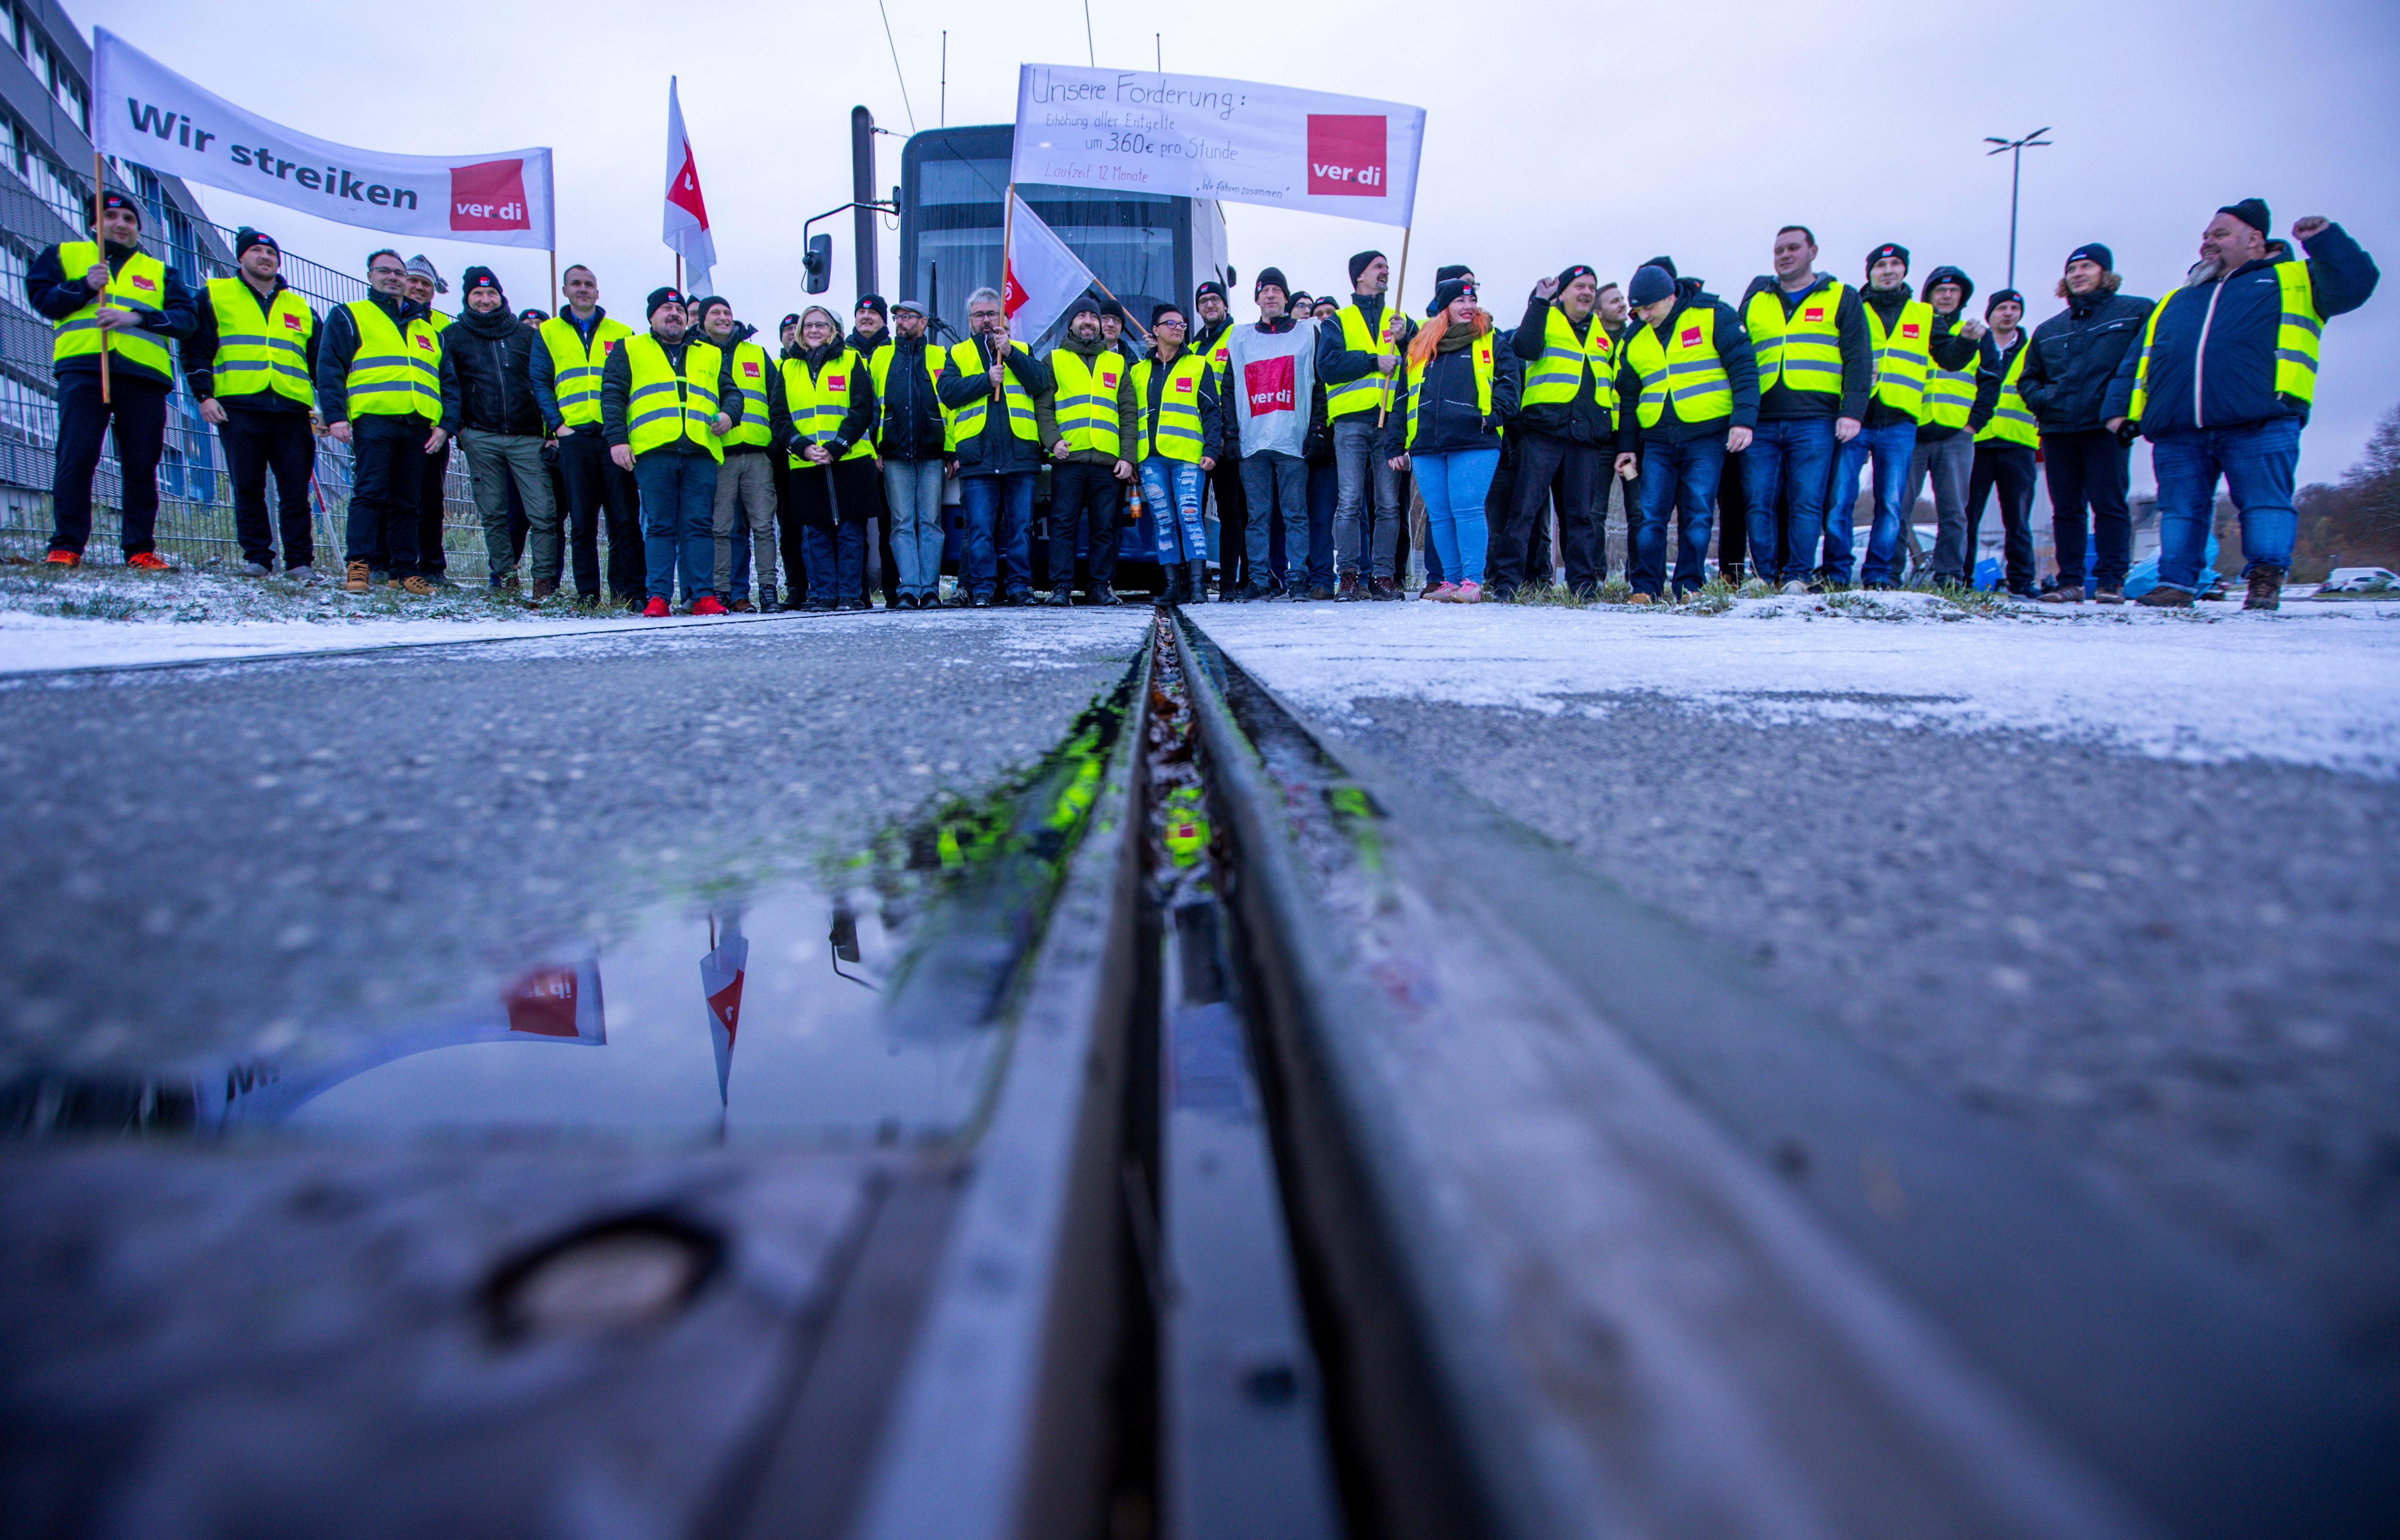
[1224,266,1236,292]
[803,235,832,294]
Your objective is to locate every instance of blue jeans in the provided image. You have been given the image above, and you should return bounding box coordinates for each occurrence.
[1743,417,1836,584]
[1635,436,1726,597]
[2152,417,2302,592]
[1826,420,1917,585]
[804,522,865,605]
[1142,457,1207,563]
[1240,451,1309,588]
[959,470,1035,599]
[883,458,948,599]
[1412,446,1499,586]
[1305,459,1337,590]
[633,450,719,602]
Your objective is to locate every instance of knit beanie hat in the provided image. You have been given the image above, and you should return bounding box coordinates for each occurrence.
[855,294,889,319]
[1641,255,1679,280]
[1151,302,1186,327]
[461,265,503,297]
[518,308,550,324]
[91,189,141,228]
[1552,263,1597,294]
[779,312,801,332]
[1918,264,1974,307]
[1426,276,1476,316]
[1984,287,2025,317]
[1194,280,1230,309]
[645,286,686,320]
[1865,242,1910,278]
[233,226,277,259]
[1347,250,1385,286]
[404,254,447,294]
[693,294,732,325]
[2218,198,2272,236]
[1254,265,1290,297]
[1064,295,1101,324]
[1434,264,1472,286]
[1627,265,1676,307]
[2065,242,2113,272]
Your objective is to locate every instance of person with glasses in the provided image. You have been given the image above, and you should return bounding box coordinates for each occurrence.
[936,286,1052,605]
[778,305,878,611]
[317,248,456,595]
[1131,303,1222,604]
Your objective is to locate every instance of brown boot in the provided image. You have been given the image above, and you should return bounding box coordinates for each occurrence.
[343,559,372,593]
[399,575,435,597]
[529,578,558,602]
[2243,568,2283,611]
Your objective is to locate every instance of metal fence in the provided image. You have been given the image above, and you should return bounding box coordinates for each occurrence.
[0,209,530,581]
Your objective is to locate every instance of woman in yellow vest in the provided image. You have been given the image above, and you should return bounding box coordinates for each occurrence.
[1382,278,1520,602]
[33,190,196,569]
[778,306,879,612]
[1130,302,1223,604]
[598,286,736,617]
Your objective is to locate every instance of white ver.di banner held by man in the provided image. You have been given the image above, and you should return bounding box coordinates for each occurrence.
[92,27,554,249]
[1012,65,1424,226]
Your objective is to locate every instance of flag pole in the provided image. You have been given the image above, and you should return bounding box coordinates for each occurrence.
[93,148,110,406]
[549,250,558,314]
[1085,274,1151,344]
[1376,224,1412,426]
[675,253,683,294]
[996,184,1016,401]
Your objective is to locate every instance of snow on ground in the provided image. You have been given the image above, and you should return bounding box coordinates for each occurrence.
[1191,593,2400,778]
[0,558,1152,675]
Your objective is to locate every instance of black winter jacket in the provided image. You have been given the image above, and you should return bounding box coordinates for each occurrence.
[1382,326,1522,458]
[1510,294,1616,444]
[2121,222,2378,438]
[443,304,545,436]
[770,340,876,462]
[936,335,1054,474]
[1968,330,2030,437]
[2016,282,2152,435]
[314,290,458,429]
[181,274,322,413]
[26,238,197,388]
[874,334,950,461]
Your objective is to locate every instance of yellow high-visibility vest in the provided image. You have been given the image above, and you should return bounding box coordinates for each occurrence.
[1922,318,1978,430]
[1745,280,1846,398]
[1326,301,1403,419]
[781,347,873,466]
[1975,337,2039,448]
[51,241,173,378]
[869,343,956,452]
[340,298,443,419]
[204,275,314,407]
[1132,350,1212,462]
[723,339,774,449]
[539,311,635,427]
[1403,333,1495,451]
[623,334,724,460]
[1048,348,1126,455]
[1519,303,1617,416]
[2127,260,2321,423]
[1863,296,1936,419]
[946,338,1038,443]
[1622,307,1732,428]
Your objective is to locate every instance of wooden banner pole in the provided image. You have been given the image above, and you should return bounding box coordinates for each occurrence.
[1375,224,1413,426]
[93,149,111,405]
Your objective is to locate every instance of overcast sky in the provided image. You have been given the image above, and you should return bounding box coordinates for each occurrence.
[84,0,2399,487]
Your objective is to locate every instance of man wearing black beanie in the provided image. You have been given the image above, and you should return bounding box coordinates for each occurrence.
[1505,263,1615,598]
[183,226,321,577]
[445,265,558,594]
[2126,199,2379,611]
[2016,241,2152,602]
[1317,248,1414,596]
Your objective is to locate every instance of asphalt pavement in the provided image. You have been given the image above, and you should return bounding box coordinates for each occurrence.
[1289,684,2400,1384]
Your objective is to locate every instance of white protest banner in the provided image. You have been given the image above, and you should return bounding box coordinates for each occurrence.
[1012,65,1424,226]
[92,28,554,250]
[1003,192,1098,343]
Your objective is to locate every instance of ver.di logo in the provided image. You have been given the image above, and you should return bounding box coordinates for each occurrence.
[1307,115,1386,198]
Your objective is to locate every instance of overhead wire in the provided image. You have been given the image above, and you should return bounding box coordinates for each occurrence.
[876,0,918,131]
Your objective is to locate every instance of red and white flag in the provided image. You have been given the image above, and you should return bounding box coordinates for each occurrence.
[699,916,747,1107]
[662,77,716,294]
[1002,191,1096,344]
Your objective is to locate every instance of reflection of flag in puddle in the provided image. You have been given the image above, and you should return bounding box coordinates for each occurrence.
[504,964,606,1042]
[700,916,748,1106]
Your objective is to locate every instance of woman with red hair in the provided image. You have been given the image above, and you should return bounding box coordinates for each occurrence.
[1384,278,1520,601]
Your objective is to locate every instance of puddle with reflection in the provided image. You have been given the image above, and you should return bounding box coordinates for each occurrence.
[3,670,1138,1150]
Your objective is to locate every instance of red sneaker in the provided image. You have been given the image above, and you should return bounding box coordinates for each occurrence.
[124,552,169,571]
[641,597,670,618]
[44,550,79,568]
[691,595,728,616]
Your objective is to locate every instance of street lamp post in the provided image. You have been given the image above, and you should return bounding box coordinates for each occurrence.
[1985,128,2054,290]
